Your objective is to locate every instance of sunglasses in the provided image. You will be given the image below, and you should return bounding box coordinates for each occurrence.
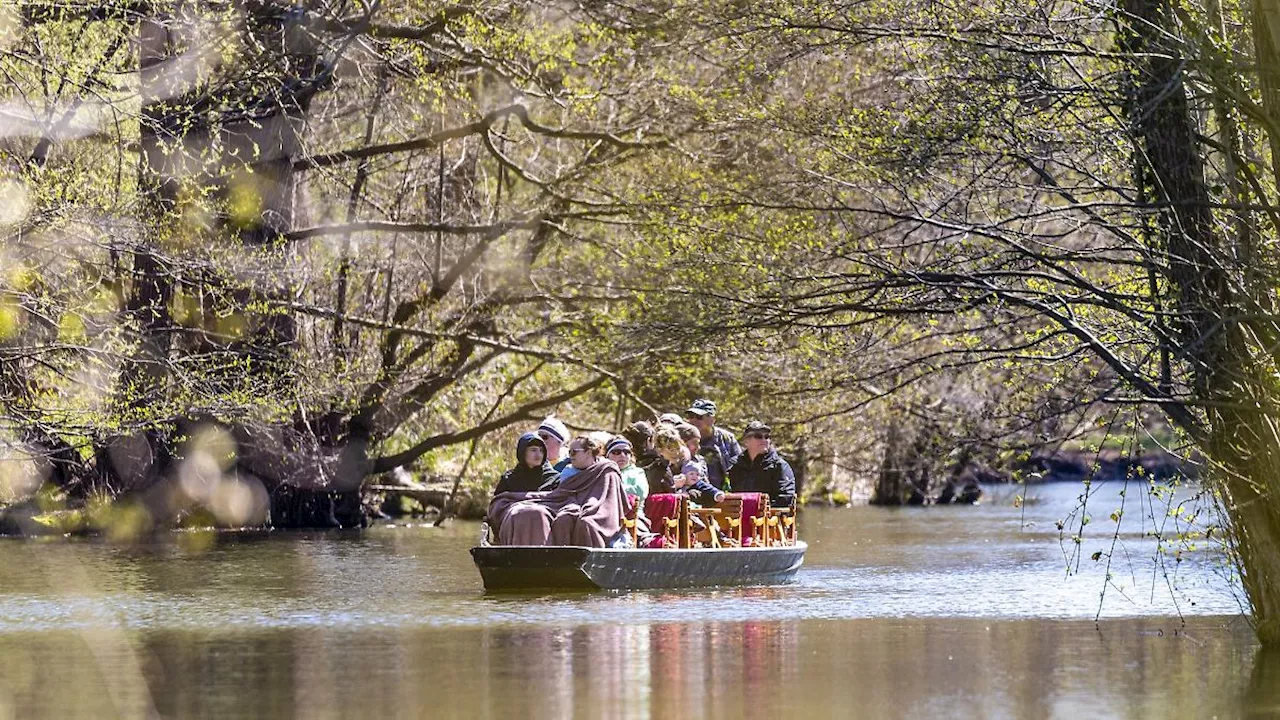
[745,433,770,440]
[608,448,632,456]
[568,447,587,456]
[537,432,557,442]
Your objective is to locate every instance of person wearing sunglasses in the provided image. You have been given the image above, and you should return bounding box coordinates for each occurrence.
[685,398,742,490]
[726,420,795,507]
[535,416,572,477]
[606,436,648,513]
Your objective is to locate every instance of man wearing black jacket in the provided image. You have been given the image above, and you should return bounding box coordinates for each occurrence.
[726,420,796,507]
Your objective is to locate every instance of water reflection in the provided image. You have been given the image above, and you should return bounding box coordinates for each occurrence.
[0,617,1271,719]
[1247,647,1280,718]
[0,483,1269,718]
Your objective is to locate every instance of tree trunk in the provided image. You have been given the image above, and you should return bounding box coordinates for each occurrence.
[122,9,180,408]
[1124,0,1280,645]
[871,419,906,506]
[1209,404,1280,645]
[1253,0,1280,189]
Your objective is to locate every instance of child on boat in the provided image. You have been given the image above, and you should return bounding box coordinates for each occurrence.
[655,426,723,506]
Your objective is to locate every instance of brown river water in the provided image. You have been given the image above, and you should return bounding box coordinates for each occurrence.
[0,480,1272,719]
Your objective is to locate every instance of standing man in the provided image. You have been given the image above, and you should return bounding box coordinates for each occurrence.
[685,398,742,490]
[727,420,795,507]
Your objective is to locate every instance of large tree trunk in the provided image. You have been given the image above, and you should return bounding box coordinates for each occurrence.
[871,417,936,505]
[94,5,370,528]
[871,420,907,506]
[1209,404,1280,645]
[1253,0,1280,189]
[1124,0,1280,645]
[100,8,185,496]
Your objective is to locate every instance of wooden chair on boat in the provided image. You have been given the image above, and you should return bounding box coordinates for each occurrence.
[767,498,798,546]
[644,493,691,548]
[688,505,724,548]
[622,498,640,546]
[703,493,769,547]
[693,496,738,547]
[745,494,770,546]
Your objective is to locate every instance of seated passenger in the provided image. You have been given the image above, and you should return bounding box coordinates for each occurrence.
[625,420,673,496]
[537,416,572,475]
[607,436,648,513]
[487,436,626,547]
[685,398,742,490]
[560,430,614,483]
[657,412,684,427]
[726,420,796,507]
[492,432,560,496]
[676,423,705,468]
[655,425,723,506]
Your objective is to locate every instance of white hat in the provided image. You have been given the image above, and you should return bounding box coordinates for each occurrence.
[537,416,570,444]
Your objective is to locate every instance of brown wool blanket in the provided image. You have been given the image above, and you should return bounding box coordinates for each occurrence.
[488,459,626,547]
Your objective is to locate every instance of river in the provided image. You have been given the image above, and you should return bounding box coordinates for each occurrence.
[0,480,1270,718]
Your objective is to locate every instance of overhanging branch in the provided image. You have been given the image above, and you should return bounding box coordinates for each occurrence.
[369,375,607,472]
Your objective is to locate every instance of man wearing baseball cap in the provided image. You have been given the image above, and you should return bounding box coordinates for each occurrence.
[726,420,795,506]
[685,398,742,490]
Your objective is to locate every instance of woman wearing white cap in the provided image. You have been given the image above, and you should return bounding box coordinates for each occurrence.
[536,416,572,474]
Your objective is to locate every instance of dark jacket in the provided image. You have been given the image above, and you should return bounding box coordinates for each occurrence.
[636,448,674,496]
[494,433,561,495]
[677,478,721,505]
[698,426,742,490]
[726,447,796,507]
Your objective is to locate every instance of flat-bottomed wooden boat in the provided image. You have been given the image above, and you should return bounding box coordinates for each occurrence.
[471,542,807,592]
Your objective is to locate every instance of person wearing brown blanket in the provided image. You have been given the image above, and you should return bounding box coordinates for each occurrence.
[488,435,626,547]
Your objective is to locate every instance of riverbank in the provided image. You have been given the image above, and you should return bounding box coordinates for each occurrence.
[0,445,1196,534]
[803,447,1194,508]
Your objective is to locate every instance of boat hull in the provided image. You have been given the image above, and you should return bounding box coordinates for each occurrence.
[471,542,807,592]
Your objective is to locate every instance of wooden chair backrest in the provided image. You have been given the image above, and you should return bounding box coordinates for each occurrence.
[644,493,690,548]
[766,497,798,546]
[778,498,798,545]
[723,493,769,546]
[622,497,639,546]
[677,496,691,548]
[715,495,745,546]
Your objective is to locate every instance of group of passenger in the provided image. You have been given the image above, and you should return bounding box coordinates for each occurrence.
[486,399,796,547]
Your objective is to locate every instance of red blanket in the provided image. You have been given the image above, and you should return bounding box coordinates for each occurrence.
[642,494,681,548]
[727,492,766,546]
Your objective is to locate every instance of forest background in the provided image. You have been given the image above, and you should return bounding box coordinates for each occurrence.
[6,0,1280,642]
